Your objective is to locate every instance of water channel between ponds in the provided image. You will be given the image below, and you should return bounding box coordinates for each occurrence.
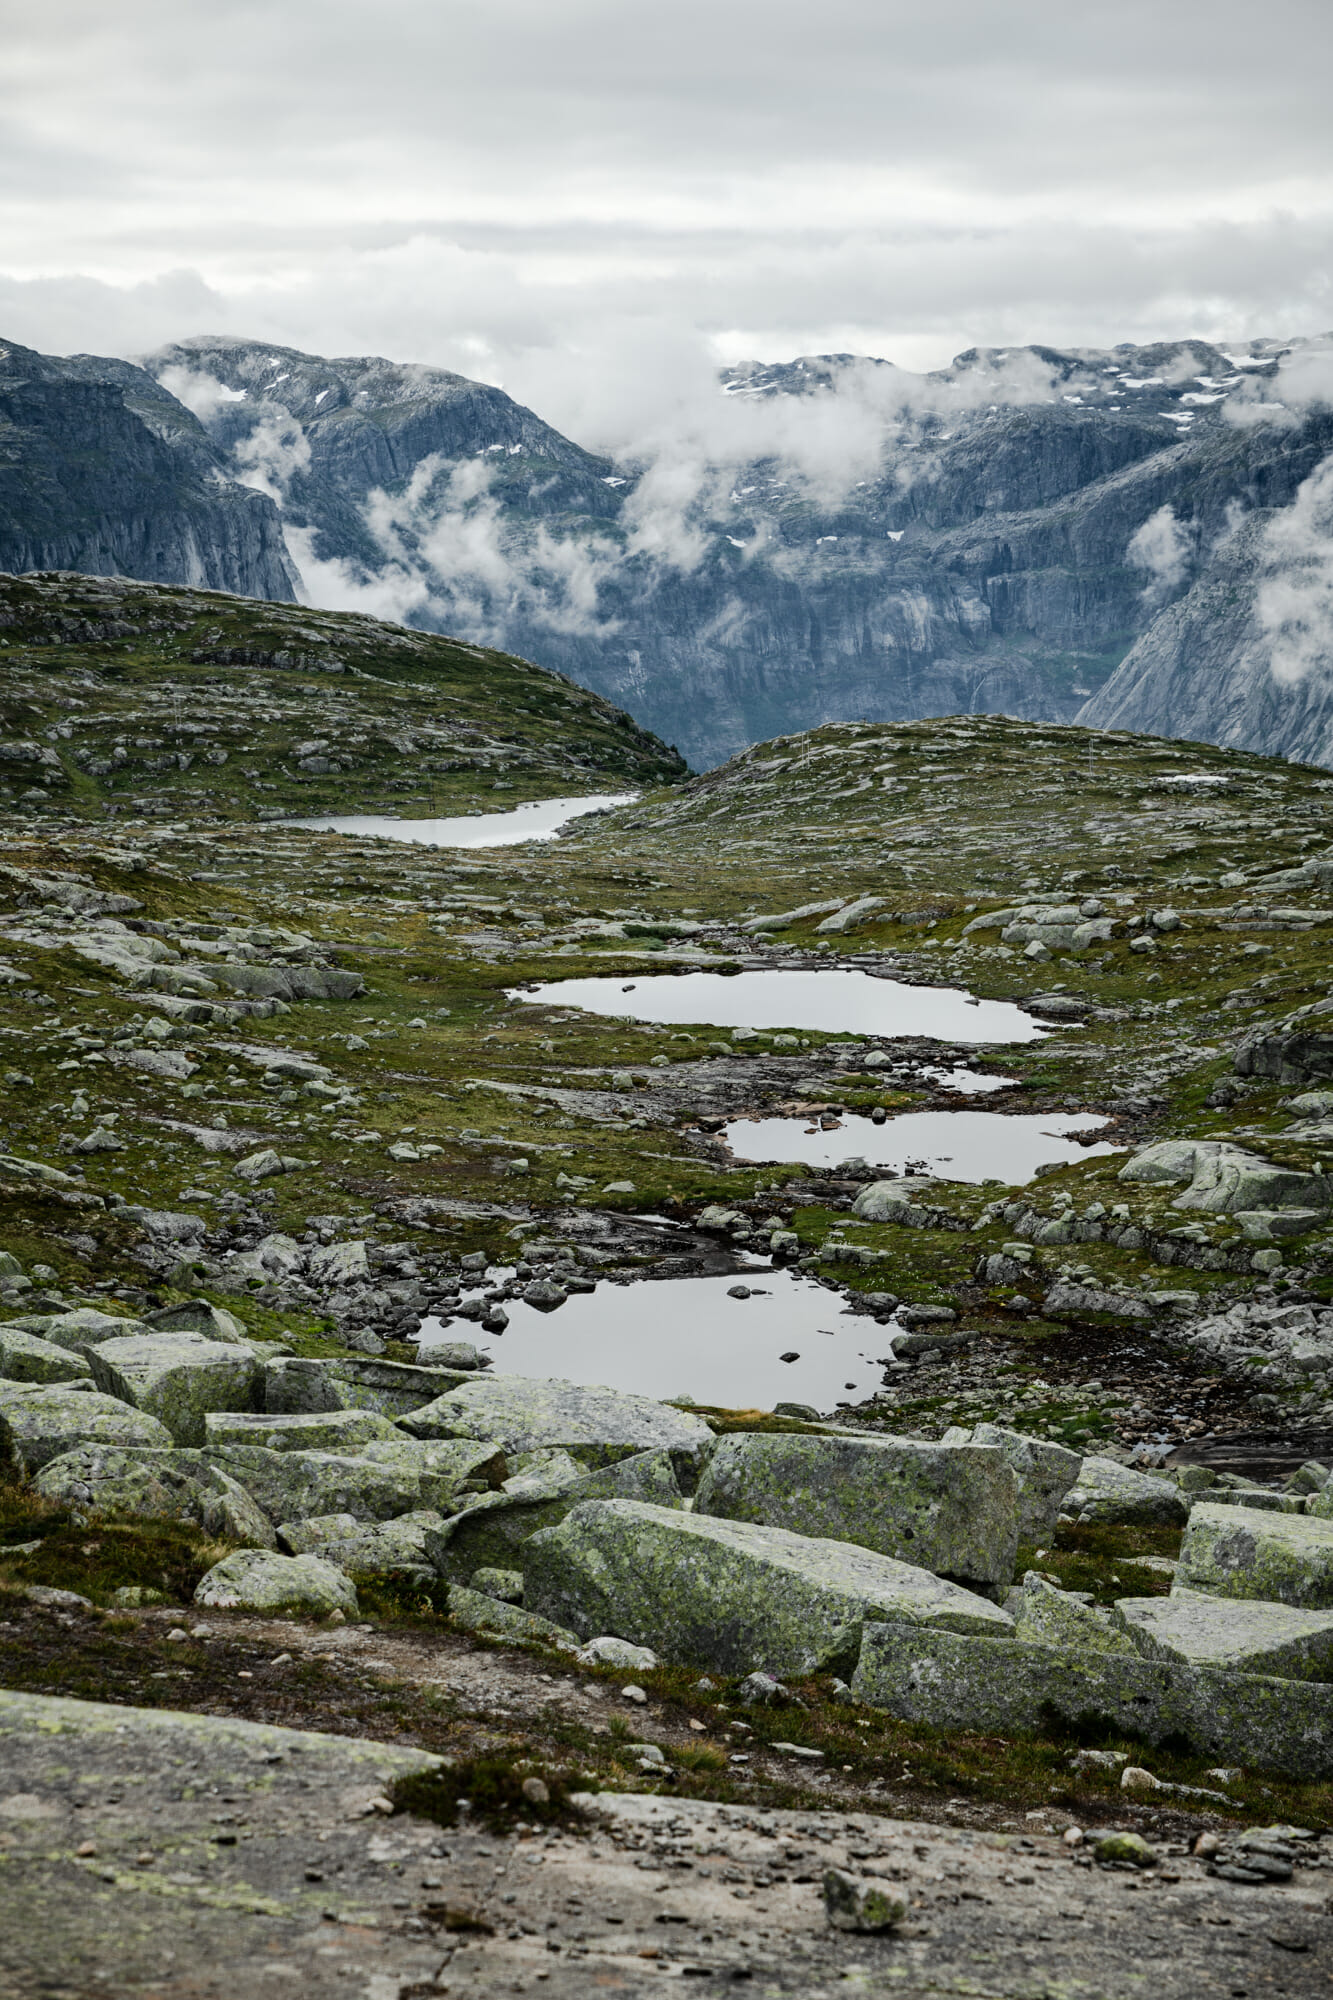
[285,792,636,848]
[417,1267,893,1412]
[722,1108,1120,1181]
[512,967,1046,1043]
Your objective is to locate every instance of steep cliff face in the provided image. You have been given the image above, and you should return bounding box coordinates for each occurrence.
[0,338,298,600]
[145,331,1333,769]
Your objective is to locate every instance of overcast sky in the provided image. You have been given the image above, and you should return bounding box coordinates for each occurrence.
[1,0,1330,441]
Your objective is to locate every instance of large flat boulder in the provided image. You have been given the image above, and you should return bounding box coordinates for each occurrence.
[89,1334,259,1447]
[850,1621,1333,1779]
[1176,1501,1333,1610]
[1062,1455,1189,1527]
[425,1446,686,1584]
[194,1548,358,1617]
[202,1409,400,1453]
[34,1444,275,1547]
[0,1326,93,1386]
[22,1309,148,1356]
[523,1498,1013,1676]
[352,1437,507,1510]
[0,1383,172,1472]
[206,1444,428,1524]
[968,1425,1083,1543]
[693,1432,1019,1587]
[1114,1587,1333,1680]
[400,1375,714,1472]
[1118,1138,1330,1215]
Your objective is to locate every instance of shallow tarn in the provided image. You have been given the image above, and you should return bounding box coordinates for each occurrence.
[722,1107,1120,1181]
[285,791,636,848]
[513,967,1045,1043]
[418,1267,893,1411]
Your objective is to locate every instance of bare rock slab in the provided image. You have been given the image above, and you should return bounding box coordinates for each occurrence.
[88,1334,259,1447]
[0,1382,172,1471]
[851,1621,1333,1778]
[694,1431,1020,1587]
[400,1374,714,1471]
[523,1497,1013,1676]
[1114,1586,1333,1679]
[1176,1500,1333,1609]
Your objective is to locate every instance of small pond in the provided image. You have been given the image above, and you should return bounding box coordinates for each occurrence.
[287,792,636,849]
[512,968,1043,1044]
[721,1108,1119,1182]
[417,1267,891,1411]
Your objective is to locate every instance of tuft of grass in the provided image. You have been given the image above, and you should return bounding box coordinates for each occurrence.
[393,1753,586,1834]
[0,1512,229,1608]
[672,1742,730,1773]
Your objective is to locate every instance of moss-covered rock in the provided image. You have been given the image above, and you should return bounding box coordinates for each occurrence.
[0,1382,172,1471]
[1063,1455,1190,1527]
[34,1443,275,1546]
[278,1509,446,1577]
[264,1354,472,1418]
[205,1443,428,1524]
[1176,1501,1333,1609]
[523,1498,1014,1676]
[1114,1586,1333,1679]
[400,1374,714,1471]
[424,1447,686,1584]
[202,1408,400,1453]
[0,1326,93,1386]
[693,1431,1019,1587]
[446,1583,580,1650]
[850,1622,1333,1778]
[193,1548,358,1617]
[89,1335,259,1447]
[968,1424,1082,1542]
[1012,1572,1138,1655]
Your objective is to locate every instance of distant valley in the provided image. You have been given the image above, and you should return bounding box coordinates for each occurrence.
[3,328,1332,770]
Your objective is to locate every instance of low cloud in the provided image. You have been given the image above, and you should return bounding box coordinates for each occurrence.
[1127,505,1192,604]
[1253,452,1333,691]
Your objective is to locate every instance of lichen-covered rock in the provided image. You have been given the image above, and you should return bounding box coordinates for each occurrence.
[263,1353,471,1418]
[1113,1587,1333,1680]
[0,1383,172,1471]
[354,1436,507,1509]
[1063,1456,1190,1527]
[278,1510,446,1578]
[446,1583,580,1650]
[24,1308,148,1356]
[205,1443,426,1524]
[202,1408,400,1453]
[1118,1138,1331,1215]
[577,1635,658,1670]
[0,1326,93,1386]
[194,1548,357,1617]
[850,1622,1333,1778]
[89,1335,259,1447]
[470,1566,525,1604]
[34,1444,275,1547]
[145,1300,248,1342]
[823,1868,907,1932]
[400,1375,714,1471]
[523,1498,1014,1676]
[424,1447,686,1584]
[694,1431,1019,1587]
[1012,1573,1138,1655]
[968,1425,1082,1542]
[1175,1501,1333,1610]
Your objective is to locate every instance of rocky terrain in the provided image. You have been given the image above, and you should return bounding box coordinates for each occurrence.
[3,576,1333,1993]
